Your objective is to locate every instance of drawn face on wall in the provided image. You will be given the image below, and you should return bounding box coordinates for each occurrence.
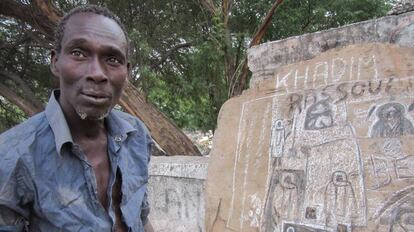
[275,119,284,130]
[286,227,295,232]
[378,103,405,126]
[304,100,333,130]
[281,173,296,189]
[332,171,348,186]
[383,106,402,126]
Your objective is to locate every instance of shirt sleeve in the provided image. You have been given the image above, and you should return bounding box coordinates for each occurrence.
[0,158,33,231]
[0,206,26,231]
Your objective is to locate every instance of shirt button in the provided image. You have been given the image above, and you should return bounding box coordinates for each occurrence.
[115,136,122,142]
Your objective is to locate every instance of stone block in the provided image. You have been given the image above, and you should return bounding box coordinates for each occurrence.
[148,156,208,232]
[206,11,414,232]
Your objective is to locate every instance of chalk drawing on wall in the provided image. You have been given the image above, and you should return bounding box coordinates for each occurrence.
[269,119,289,166]
[263,169,306,231]
[226,96,274,231]
[226,80,414,231]
[369,102,414,138]
[368,139,414,190]
[372,186,414,232]
[247,193,262,228]
[303,136,366,228]
[304,99,334,130]
[396,155,414,179]
[262,89,367,231]
[281,221,351,232]
[324,171,357,225]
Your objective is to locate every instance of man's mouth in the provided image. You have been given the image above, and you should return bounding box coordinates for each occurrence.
[80,91,111,104]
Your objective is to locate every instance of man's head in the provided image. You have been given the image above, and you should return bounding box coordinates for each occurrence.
[51,5,130,121]
[54,5,129,56]
[378,102,404,124]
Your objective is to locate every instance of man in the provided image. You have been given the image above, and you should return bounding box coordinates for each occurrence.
[0,5,154,232]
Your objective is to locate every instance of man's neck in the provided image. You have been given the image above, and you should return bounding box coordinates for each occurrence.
[69,117,107,142]
[60,106,107,142]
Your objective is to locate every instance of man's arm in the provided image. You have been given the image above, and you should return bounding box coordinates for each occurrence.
[0,151,33,232]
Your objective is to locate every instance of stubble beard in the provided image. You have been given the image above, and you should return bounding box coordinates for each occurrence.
[76,107,110,121]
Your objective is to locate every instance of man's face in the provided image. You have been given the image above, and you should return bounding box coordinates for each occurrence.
[384,107,400,125]
[51,13,128,120]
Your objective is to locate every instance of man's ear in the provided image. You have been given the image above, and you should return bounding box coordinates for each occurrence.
[50,49,59,77]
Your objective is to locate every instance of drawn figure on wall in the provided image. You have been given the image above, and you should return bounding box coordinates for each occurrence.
[370,139,414,189]
[304,99,334,130]
[389,209,414,232]
[270,119,288,165]
[370,102,414,138]
[275,172,300,219]
[374,187,414,232]
[263,170,305,232]
[324,171,357,225]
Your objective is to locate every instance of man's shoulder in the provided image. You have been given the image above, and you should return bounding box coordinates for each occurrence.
[0,112,49,157]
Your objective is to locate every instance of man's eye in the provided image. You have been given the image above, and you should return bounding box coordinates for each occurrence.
[107,57,121,64]
[70,50,85,57]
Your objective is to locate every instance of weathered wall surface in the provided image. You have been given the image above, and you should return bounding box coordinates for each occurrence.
[148,156,208,232]
[206,11,414,232]
[248,12,414,87]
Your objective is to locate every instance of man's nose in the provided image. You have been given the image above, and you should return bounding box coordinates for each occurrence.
[86,57,107,83]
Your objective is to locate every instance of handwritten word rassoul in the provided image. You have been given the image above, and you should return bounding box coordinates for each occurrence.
[286,77,413,115]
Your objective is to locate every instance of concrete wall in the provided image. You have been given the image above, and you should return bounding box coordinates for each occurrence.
[147,10,414,232]
[205,9,414,232]
[148,156,209,232]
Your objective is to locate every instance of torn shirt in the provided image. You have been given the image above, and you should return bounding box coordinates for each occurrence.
[0,91,152,232]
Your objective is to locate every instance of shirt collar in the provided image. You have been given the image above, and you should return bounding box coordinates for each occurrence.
[45,90,73,156]
[105,109,137,141]
[45,90,137,156]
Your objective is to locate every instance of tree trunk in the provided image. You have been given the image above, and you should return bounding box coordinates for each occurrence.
[0,0,201,156]
[0,71,44,110]
[120,82,200,155]
[0,82,42,116]
[229,0,285,97]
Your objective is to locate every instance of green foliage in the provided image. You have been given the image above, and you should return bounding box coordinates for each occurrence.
[0,0,393,132]
[0,97,26,133]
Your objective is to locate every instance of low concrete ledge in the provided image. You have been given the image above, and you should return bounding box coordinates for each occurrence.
[149,156,209,180]
[148,156,209,232]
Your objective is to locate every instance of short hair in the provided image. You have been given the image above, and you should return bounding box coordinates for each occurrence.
[54,4,129,57]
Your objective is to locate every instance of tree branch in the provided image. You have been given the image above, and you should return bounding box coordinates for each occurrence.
[150,42,192,69]
[0,0,60,41]
[229,0,285,97]
[198,0,217,16]
[222,0,232,27]
[120,81,201,155]
[249,0,285,47]
[0,81,42,116]
[0,71,44,109]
